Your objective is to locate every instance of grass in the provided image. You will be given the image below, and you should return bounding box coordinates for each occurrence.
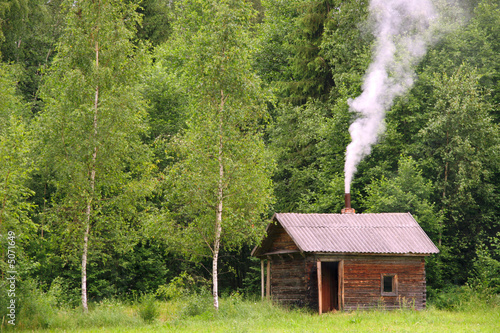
[7,295,500,332]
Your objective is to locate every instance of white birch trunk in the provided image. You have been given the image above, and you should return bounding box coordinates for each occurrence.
[213,90,225,311]
[82,39,99,313]
[213,202,222,310]
[82,210,90,312]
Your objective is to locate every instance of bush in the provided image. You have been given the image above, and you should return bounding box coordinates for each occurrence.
[180,292,213,318]
[427,284,500,311]
[0,280,13,328]
[15,278,59,329]
[156,271,197,301]
[137,293,159,323]
[75,299,141,328]
[218,291,244,318]
[469,242,500,295]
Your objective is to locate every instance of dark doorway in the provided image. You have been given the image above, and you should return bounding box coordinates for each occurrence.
[321,262,339,312]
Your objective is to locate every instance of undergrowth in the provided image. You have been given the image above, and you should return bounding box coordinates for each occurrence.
[1,287,498,332]
[428,284,500,311]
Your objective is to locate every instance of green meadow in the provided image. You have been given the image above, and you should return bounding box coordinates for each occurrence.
[9,292,500,333]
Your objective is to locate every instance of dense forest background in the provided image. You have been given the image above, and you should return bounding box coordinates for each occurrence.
[1,0,499,311]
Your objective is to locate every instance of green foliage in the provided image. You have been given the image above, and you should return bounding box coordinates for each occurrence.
[156,271,197,301]
[321,0,371,100]
[142,53,189,172]
[143,68,187,142]
[259,0,371,104]
[0,72,34,236]
[0,0,64,112]
[266,0,371,212]
[37,0,153,229]
[269,97,351,213]
[269,101,330,212]
[428,285,472,311]
[16,279,61,329]
[180,292,213,318]
[428,284,500,311]
[240,256,262,296]
[286,0,336,103]
[161,0,274,259]
[0,63,35,287]
[423,0,500,114]
[412,64,500,283]
[155,0,276,310]
[363,156,442,239]
[254,0,302,86]
[137,293,159,323]
[34,0,155,309]
[469,238,500,294]
[135,0,174,46]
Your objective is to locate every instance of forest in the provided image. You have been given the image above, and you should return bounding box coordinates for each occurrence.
[1,0,499,327]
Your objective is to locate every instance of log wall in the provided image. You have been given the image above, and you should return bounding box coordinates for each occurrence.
[305,256,319,310]
[269,255,427,311]
[269,255,307,307]
[268,225,300,253]
[342,256,426,310]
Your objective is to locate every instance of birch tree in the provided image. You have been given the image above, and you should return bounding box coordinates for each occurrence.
[0,62,35,277]
[160,0,274,310]
[36,0,153,312]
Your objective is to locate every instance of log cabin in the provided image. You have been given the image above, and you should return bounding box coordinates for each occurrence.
[252,212,439,313]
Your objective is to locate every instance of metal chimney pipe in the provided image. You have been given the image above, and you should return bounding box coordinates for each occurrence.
[341,193,355,214]
[345,193,351,209]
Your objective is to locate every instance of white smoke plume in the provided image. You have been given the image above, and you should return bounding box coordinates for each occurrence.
[344,0,441,193]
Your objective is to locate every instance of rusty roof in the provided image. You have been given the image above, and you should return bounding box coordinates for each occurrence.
[255,213,439,255]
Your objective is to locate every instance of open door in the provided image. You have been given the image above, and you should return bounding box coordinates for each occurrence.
[318,261,342,313]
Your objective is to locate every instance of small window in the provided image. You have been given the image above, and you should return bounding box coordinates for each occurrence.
[381,274,398,296]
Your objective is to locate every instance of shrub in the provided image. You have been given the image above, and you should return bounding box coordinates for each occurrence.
[429,285,479,311]
[180,292,213,318]
[469,242,500,295]
[156,271,196,301]
[218,291,243,318]
[16,278,59,329]
[0,280,12,328]
[137,293,159,323]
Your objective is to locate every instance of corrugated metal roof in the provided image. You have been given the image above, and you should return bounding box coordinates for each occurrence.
[274,213,439,254]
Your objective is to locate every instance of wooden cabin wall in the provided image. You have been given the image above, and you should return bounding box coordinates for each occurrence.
[268,255,427,311]
[268,225,300,253]
[305,256,319,310]
[269,256,307,307]
[342,256,426,310]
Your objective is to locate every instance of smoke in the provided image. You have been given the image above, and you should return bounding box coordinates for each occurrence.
[344,0,444,193]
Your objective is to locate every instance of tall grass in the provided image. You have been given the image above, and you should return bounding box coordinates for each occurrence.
[5,289,499,332]
[428,284,500,311]
[136,294,160,323]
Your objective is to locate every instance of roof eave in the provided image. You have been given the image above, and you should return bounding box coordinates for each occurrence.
[312,251,437,256]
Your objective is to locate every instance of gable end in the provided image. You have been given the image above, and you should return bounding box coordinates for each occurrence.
[252,219,300,257]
